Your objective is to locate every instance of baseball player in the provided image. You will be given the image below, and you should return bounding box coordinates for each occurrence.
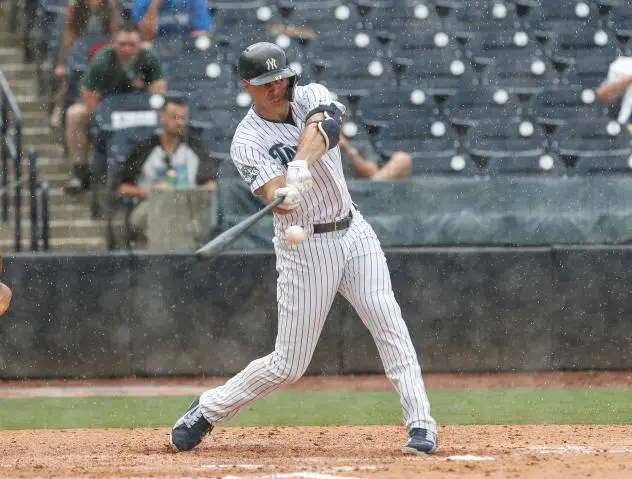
[170,42,437,455]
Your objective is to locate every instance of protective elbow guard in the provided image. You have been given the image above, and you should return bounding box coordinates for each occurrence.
[306,102,343,150]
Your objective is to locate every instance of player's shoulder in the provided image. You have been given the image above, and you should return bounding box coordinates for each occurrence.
[294,82,332,101]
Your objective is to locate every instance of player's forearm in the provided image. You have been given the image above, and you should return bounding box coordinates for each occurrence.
[258,176,293,214]
[294,121,327,166]
[138,0,161,40]
[596,75,632,103]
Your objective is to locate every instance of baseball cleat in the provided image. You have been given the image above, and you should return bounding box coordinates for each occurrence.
[169,396,213,452]
[401,428,438,455]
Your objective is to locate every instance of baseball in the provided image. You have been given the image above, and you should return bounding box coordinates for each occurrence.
[285,225,307,244]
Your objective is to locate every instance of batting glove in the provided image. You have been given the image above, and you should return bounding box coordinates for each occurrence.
[274,184,302,210]
[286,160,313,194]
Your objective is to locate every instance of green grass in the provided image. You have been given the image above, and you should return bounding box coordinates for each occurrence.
[1,389,631,430]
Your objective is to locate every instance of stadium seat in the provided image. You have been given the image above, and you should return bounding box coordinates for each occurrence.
[486,151,567,175]
[442,86,523,129]
[199,126,235,162]
[463,117,548,162]
[356,88,442,131]
[482,53,560,95]
[465,29,542,68]
[561,54,617,89]
[391,29,460,61]
[163,52,234,93]
[410,151,482,176]
[212,1,279,56]
[309,28,384,60]
[610,4,632,52]
[397,52,480,97]
[63,35,111,104]
[551,118,632,167]
[436,0,524,41]
[547,28,620,72]
[368,0,444,32]
[311,56,398,104]
[276,0,358,36]
[529,86,610,132]
[530,0,601,41]
[188,88,252,135]
[378,116,460,160]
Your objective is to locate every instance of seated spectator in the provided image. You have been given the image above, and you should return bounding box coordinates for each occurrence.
[50,0,119,133]
[338,120,412,180]
[596,56,632,128]
[114,96,220,247]
[64,21,166,195]
[132,0,211,43]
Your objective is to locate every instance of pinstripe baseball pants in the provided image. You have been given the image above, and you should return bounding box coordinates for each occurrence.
[199,210,436,433]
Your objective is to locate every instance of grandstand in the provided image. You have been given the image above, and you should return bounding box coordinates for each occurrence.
[3,0,632,251]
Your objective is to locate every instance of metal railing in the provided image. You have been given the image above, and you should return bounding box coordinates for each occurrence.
[0,71,50,251]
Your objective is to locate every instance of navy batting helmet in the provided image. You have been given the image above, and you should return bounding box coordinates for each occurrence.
[239,42,298,99]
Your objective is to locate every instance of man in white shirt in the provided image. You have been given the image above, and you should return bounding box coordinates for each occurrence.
[596,56,632,126]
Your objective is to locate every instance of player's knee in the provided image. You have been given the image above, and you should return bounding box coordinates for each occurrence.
[267,353,306,384]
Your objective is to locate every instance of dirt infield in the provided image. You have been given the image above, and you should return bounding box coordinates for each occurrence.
[1,372,631,478]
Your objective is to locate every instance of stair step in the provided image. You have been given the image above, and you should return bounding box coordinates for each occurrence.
[1,63,37,81]
[0,236,108,253]
[15,95,48,114]
[0,46,25,64]
[0,218,114,241]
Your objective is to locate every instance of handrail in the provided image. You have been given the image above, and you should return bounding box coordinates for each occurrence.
[0,71,23,251]
[28,149,50,252]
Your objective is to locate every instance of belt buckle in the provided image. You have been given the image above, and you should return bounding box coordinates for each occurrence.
[333,220,338,232]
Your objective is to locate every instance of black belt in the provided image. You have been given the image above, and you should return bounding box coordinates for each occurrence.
[313,211,353,234]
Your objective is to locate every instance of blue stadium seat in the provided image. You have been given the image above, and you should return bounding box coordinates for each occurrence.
[463,117,548,162]
[547,28,620,72]
[529,86,610,131]
[369,0,444,32]
[561,54,617,89]
[483,53,560,95]
[551,118,632,167]
[212,1,278,56]
[356,88,442,131]
[465,29,542,68]
[163,53,234,93]
[530,0,601,41]
[200,126,234,162]
[276,0,358,35]
[486,151,567,175]
[311,56,398,103]
[309,28,385,59]
[436,0,524,41]
[442,86,523,128]
[610,3,632,52]
[410,151,482,176]
[379,116,460,160]
[188,88,251,134]
[397,52,480,97]
[391,28,460,61]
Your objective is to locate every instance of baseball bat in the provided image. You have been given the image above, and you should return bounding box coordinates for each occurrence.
[195,196,284,260]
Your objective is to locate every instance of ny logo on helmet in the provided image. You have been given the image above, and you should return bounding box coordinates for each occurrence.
[266,58,277,71]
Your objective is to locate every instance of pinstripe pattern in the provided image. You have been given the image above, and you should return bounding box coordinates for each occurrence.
[199,83,436,435]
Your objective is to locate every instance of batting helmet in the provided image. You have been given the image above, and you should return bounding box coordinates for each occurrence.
[238,42,298,99]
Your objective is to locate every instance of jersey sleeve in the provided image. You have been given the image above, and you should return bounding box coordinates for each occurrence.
[296,83,347,116]
[231,141,285,193]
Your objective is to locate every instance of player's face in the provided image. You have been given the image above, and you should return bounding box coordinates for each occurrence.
[243,78,289,119]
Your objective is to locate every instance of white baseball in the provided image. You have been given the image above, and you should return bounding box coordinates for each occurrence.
[285,225,307,244]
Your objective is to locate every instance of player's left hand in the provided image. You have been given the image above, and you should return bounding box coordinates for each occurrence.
[286,160,313,194]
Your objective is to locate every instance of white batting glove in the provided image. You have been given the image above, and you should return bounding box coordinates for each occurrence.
[286,160,313,194]
[274,184,302,210]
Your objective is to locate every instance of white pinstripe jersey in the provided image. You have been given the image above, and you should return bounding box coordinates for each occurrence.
[230,83,354,235]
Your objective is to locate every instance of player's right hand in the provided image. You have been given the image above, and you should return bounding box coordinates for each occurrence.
[274,185,301,210]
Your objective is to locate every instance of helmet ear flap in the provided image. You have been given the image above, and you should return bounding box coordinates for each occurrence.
[286,73,299,101]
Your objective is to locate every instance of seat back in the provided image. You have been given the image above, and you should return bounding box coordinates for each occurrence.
[464,117,547,159]
[443,86,523,127]
[551,118,632,161]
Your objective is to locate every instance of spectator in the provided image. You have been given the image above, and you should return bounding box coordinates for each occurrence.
[114,96,219,246]
[50,0,119,134]
[132,0,212,43]
[338,119,412,180]
[595,56,632,127]
[64,21,166,195]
